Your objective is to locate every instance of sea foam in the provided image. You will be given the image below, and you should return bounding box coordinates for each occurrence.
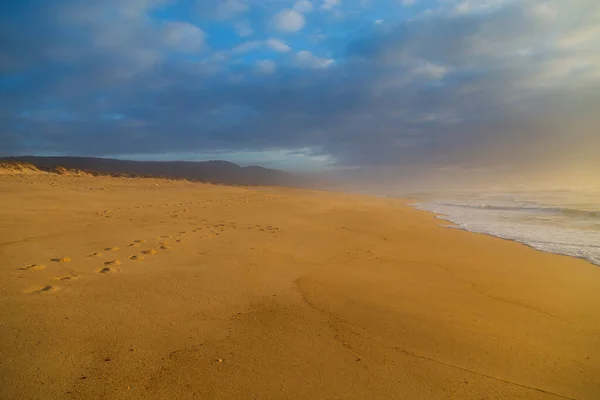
[414,196,600,267]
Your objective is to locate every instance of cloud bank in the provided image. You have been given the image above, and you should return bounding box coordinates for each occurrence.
[1,0,599,180]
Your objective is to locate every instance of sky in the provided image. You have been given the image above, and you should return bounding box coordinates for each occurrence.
[1,0,599,180]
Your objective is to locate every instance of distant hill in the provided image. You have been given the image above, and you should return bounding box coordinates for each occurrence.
[1,156,313,188]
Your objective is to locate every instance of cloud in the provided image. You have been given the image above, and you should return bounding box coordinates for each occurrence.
[266,38,291,52]
[399,0,417,6]
[293,0,314,13]
[212,0,249,19]
[234,20,254,37]
[163,22,206,53]
[231,40,262,54]
[295,50,335,68]
[232,38,290,54]
[411,61,449,80]
[452,2,471,15]
[255,60,277,74]
[271,9,306,32]
[321,0,341,11]
[531,2,558,20]
[1,0,600,180]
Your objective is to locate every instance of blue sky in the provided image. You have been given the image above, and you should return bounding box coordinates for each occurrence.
[1,0,599,175]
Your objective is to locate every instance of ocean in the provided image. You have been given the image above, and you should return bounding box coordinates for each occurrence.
[412,188,600,267]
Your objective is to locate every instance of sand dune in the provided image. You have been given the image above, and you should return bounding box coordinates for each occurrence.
[1,172,599,399]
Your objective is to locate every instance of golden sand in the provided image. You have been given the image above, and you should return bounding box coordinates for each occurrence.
[1,173,599,399]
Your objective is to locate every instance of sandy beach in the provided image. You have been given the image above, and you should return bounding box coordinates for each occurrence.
[1,172,599,400]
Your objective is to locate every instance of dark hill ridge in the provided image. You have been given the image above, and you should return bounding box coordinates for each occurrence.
[2,156,312,188]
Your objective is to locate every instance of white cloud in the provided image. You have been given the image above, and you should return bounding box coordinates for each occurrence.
[557,25,600,49]
[271,9,305,33]
[232,40,261,54]
[399,0,417,6]
[523,56,600,88]
[374,19,383,24]
[448,0,510,16]
[413,61,449,80]
[115,0,172,18]
[256,60,277,74]
[232,38,290,54]
[310,33,327,42]
[452,1,471,15]
[234,20,254,37]
[266,38,291,52]
[293,0,314,13]
[532,2,558,21]
[215,0,248,19]
[321,0,341,11]
[163,21,205,53]
[295,50,334,68]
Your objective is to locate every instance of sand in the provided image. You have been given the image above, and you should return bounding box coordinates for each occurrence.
[0,173,599,400]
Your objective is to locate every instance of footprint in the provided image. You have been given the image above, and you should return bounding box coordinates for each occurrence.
[87,252,101,257]
[128,255,144,261]
[98,267,117,274]
[51,257,71,263]
[104,260,121,266]
[19,264,46,271]
[158,241,169,246]
[159,245,172,250]
[133,239,145,243]
[55,275,79,281]
[105,247,119,252]
[142,249,157,255]
[160,235,170,239]
[26,285,58,294]
[37,285,57,293]
[127,243,139,248]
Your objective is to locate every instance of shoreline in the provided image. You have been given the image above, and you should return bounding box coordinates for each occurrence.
[410,201,600,268]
